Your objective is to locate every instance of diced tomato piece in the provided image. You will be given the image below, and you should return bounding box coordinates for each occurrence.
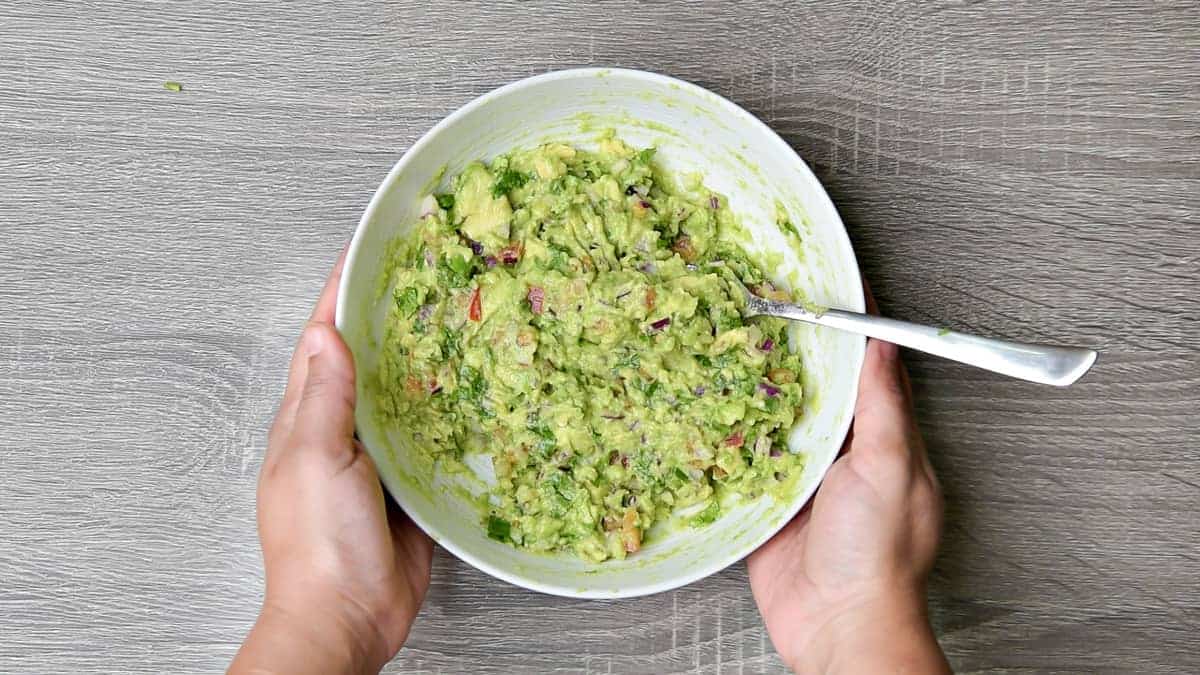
[405,376,422,394]
[644,287,656,311]
[671,236,697,262]
[468,287,482,322]
[620,508,641,553]
[724,431,744,448]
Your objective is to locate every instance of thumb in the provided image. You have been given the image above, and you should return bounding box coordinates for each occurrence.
[289,323,358,454]
[852,338,916,451]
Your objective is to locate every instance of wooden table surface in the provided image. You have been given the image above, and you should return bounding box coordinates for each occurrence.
[2,2,1197,673]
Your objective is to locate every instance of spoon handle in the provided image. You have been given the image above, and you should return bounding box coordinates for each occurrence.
[761,302,1097,386]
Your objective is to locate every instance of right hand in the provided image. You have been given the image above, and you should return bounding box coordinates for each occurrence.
[747,336,949,674]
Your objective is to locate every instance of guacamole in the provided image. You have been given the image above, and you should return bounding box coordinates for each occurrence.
[373,136,805,562]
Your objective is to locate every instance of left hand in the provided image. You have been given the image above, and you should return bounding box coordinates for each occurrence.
[231,251,434,675]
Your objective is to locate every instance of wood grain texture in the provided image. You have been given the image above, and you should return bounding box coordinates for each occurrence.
[1,1,1197,673]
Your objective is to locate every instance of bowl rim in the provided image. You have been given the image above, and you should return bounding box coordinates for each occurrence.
[336,66,865,598]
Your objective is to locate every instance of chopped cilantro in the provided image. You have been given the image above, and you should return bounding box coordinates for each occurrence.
[439,253,473,288]
[435,193,455,210]
[691,500,720,526]
[394,287,420,316]
[716,310,742,331]
[545,471,576,501]
[491,169,529,198]
[163,81,183,92]
[486,516,511,541]
[548,247,571,273]
[456,365,488,408]
[614,350,641,371]
[442,327,462,359]
[530,423,557,459]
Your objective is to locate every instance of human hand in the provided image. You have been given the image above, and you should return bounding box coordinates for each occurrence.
[748,298,948,673]
[231,251,434,675]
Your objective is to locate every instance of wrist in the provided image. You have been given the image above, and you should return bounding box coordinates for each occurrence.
[232,593,397,675]
[786,585,947,675]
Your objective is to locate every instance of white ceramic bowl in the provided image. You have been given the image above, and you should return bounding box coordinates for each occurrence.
[336,68,865,598]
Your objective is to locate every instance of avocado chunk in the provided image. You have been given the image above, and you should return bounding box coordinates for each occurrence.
[454,162,512,250]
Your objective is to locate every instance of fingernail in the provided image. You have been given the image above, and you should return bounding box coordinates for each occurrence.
[302,323,327,357]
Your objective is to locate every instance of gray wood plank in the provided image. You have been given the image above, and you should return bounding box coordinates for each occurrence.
[0,1,1196,673]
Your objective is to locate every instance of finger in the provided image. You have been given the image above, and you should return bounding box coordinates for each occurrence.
[862,275,879,316]
[289,323,358,457]
[272,247,350,438]
[851,338,918,453]
[860,277,915,400]
[311,246,349,325]
[267,343,310,455]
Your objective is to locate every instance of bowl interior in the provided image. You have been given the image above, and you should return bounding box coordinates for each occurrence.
[336,69,864,598]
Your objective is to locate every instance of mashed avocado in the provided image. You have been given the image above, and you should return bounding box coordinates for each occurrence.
[373,136,805,562]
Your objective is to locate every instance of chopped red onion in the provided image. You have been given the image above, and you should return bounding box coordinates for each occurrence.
[770,447,783,458]
[724,432,744,448]
[759,382,781,397]
[639,262,657,274]
[693,386,706,396]
[528,286,544,315]
[760,338,774,352]
[709,195,720,209]
[466,238,483,256]
[498,244,522,265]
[754,436,771,455]
[484,255,498,268]
[650,317,671,331]
[419,194,438,218]
[417,303,435,322]
[639,200,652,209]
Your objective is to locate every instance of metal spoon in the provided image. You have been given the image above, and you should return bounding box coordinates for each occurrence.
[730,278,1097,386]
